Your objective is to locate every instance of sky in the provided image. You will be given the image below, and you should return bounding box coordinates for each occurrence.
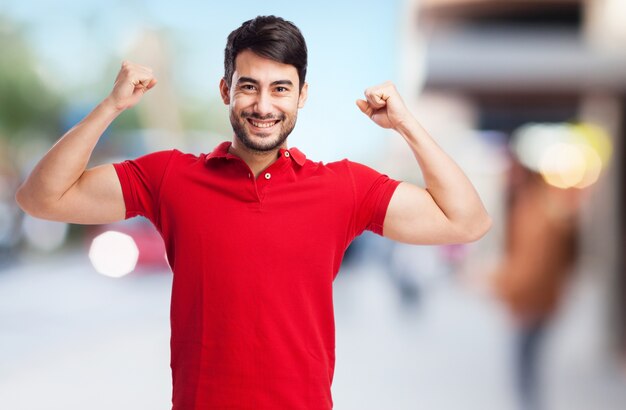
[1,0,404,162]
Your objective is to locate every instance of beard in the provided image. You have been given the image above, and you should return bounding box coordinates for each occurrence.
[230,109,297,153]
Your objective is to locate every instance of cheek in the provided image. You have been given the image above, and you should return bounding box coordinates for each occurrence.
[232,95,254,110]
[277,99,300,114]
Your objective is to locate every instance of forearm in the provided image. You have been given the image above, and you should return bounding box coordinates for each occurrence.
[17,98,122,207]
[396,117,491,234]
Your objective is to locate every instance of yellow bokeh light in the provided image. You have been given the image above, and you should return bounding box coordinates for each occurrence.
[539,143,586,189]
[571,123,613,166]
[514,122,612,190]
[574,143,603,189]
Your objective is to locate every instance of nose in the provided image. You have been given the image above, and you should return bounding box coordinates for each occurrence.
[253,90,273,117]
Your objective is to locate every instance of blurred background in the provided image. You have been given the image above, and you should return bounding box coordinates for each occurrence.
[1,0,625,409]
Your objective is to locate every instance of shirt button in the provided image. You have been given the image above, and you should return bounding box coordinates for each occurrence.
[284,151,290,157]
[264,173,271,180]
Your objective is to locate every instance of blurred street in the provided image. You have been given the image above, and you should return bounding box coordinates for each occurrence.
[2,1,626,409]
[1,247,625,410]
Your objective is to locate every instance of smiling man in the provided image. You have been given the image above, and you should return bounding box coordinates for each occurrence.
[223,49,307,173]
[226,53,303,153]
[15,15,491,410]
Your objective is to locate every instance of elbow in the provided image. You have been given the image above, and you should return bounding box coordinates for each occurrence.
[15,185,51,219]
[457,213,492,243]
[14,185,29,214]
[450,212,493,244]
[15,185,37,217]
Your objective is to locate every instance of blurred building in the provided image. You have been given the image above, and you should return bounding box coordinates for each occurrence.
[400,0,625,366]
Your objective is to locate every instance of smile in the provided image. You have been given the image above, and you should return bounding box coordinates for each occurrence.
[247,118,280,129]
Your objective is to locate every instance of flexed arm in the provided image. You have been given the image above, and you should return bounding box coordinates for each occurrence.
[356,81,491,244]
[15,61,157,224]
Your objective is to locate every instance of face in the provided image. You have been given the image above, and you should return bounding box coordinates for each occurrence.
[220,49,308,153]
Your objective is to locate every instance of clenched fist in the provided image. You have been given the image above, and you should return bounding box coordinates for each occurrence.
[106,61,157,111]
[356,81,412,131]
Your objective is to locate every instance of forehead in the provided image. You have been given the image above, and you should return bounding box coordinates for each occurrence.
[233,49,299,84]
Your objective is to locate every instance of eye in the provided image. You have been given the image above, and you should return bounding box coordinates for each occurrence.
[275,86,288,92]
[241,84,256,91]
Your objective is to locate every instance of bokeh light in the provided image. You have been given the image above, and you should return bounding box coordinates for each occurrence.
[88,230,139,278]
[511,122,612,189]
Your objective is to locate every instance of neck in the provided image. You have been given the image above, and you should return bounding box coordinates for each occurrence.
[229,139,286,178]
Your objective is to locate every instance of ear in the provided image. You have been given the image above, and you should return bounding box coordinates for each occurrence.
[297,82,308,109]
[219,78,230,105]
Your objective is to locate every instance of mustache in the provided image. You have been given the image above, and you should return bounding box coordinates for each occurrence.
[241,111,285,121]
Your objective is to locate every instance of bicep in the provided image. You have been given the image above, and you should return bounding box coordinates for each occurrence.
[382,182,462,245]
[49,164,126,224]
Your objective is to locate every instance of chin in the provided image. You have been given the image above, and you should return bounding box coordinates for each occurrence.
[239,134,285,152]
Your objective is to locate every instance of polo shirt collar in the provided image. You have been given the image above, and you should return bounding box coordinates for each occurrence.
[204,141,306,166]
[281,146,307,166]
[204,141,239,162]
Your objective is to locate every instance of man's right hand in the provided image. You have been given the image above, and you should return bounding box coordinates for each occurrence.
[105,61,157,111]
[15,60,158,224]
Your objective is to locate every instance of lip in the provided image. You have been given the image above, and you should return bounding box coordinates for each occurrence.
[246,118,280,131]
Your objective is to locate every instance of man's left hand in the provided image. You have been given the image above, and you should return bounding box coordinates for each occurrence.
[356,81,412,131]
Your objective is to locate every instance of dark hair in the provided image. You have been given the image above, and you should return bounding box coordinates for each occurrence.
[224,15,308,91]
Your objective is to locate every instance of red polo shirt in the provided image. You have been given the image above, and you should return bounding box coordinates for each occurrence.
[113,141,401,409]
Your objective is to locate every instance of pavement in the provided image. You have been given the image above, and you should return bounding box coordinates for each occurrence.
[1,247,625,410]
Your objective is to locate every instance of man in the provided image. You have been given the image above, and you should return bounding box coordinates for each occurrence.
[16,15,491,410]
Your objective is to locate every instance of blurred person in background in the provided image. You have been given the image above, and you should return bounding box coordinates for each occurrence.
[492,158,582,410]
[14,15,491,410]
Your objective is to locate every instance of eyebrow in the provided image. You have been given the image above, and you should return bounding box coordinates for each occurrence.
[236,77,294,87]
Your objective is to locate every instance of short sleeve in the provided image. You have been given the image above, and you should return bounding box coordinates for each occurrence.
[112,150,176,224]
[346,161,402,237]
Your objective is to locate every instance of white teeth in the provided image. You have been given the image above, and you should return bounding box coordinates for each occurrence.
[250,120,277,128]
